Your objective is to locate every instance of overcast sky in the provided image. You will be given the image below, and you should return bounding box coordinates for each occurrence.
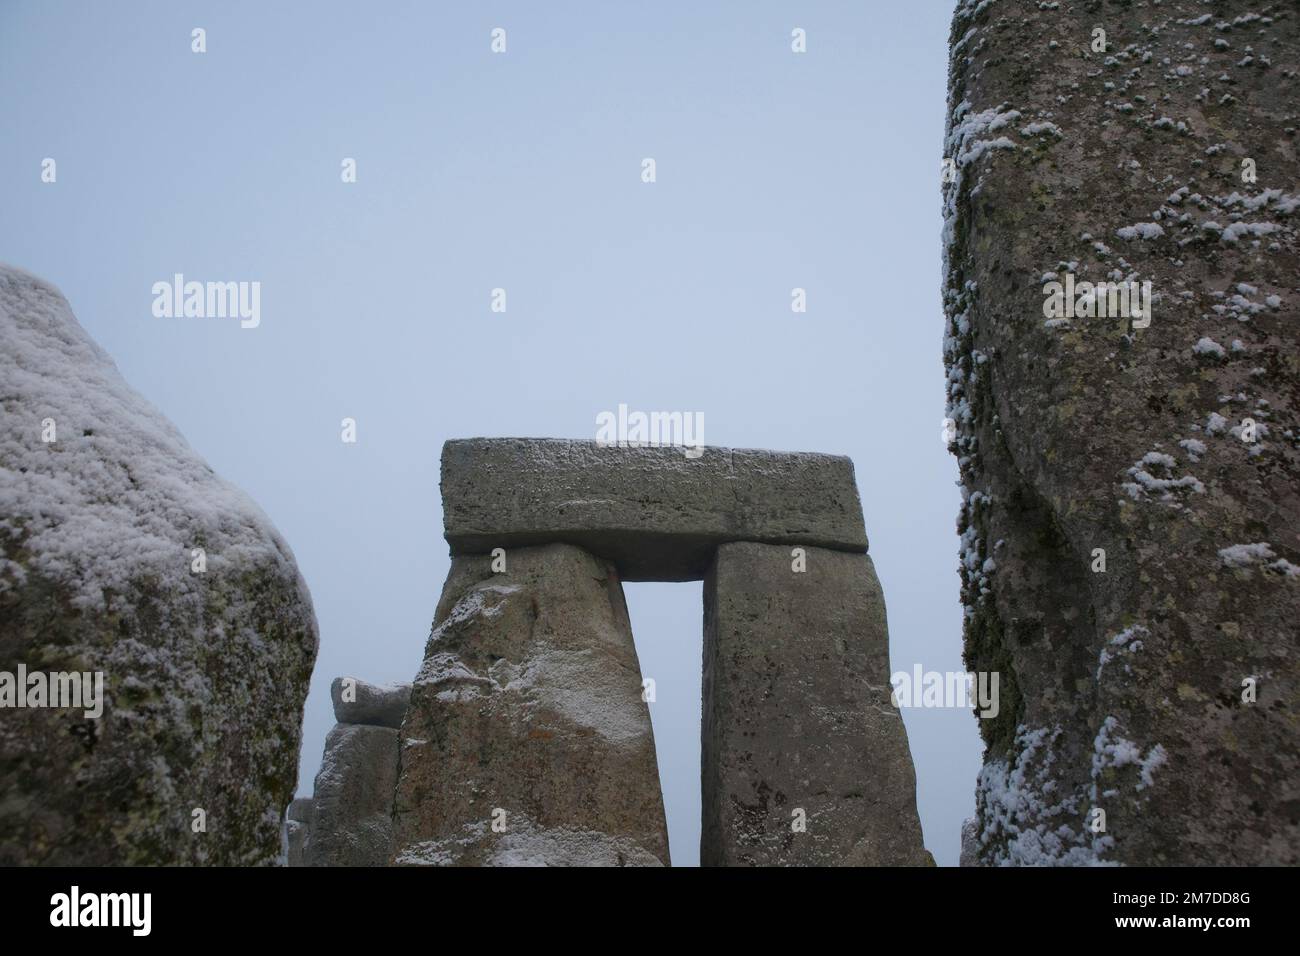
[1,0,979,865]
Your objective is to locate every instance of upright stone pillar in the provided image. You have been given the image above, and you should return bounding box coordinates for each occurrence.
[391,543,670,866]
[299,678,408,866]
[284,798,313,867]
[702,542,930,866]
[0,265,318,866]
[945,0,1300,864]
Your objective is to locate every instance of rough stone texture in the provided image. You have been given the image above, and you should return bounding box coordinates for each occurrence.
[285,797,313,867]
[331,676,410,729]
[959,817,980,868]
[701,542,931,866]
[944,1,1299,864]
[441,438,867,581]
[392,543,670,866]
[294,676,411,865]
[0,264,318,865]
[301,724,400,867]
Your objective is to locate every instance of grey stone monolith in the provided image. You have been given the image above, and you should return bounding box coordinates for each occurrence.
[391,543,670,866]
[301,723,400,867]
[701,542,930,866]
[285,798,313,867]
[945,0,1300,864]
[959,817,980,868]
[0,264,318,866]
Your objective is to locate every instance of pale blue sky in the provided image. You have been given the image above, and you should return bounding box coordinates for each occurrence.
[1,0,979,865]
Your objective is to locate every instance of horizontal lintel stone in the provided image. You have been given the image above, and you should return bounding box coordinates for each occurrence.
[440,438,868,581]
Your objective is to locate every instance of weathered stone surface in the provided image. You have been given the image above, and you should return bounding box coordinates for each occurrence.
[944,1,1300,864]
[392,543,670,866]
[0,264,318,865]
[287,797,314,823]
[959,817,979,868]
[441,438,867,581]
[285,798,313,867]
[330,676,410,729]
[301,724,399,867]
[701,542,931,866]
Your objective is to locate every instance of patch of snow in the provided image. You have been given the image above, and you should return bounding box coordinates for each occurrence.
[1115,223,1165,241]
[1192,337,1226,358]
[0,263,306,613]
[1121,452,1204,501]
[1097,625,1148,680]
[1092,717,1167,797]
[1020,121,1063,138]
[974,725,1116,867]
[1221,222,1280,243]
[1218,542,1275,568]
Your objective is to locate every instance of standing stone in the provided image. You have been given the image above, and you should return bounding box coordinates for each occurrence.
[285,798,313,867]
[958,817,980,868]
[0,264,317,865]
[297,677,407,866]
[702,542,931,866]
[392,543,670,866]
[301,722,400,867]
[944,1,1300,864]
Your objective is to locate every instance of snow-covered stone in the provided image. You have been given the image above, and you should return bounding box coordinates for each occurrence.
[330,676,410,729]
[0,263,317,864]
[285,798,313,867]
[391,543,670,866]
[943,1,1300,866]
[301,724,399,867]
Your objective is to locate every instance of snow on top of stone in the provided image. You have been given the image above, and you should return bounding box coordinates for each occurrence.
[974,724,1116,867]
[954,0,998,22]
[1121,450,1204,502]
[1217,542,1299,576]
[1092,716,1167,794]
[1020,121,1063,138]
[973,712,1171,866]
[943,103,1020,194]
[486,819,663,867]
[1193,336,1227,358]
[1218,542,1276,567]
[1221,221,1281,243]
[1215,188,1295,213]
[394,816,663,867]
[0,262,303,612]
[418,578,652,747]
[1096,625,1147,680]
[1115,222,1165,241]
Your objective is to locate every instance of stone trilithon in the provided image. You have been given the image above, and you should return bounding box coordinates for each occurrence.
[295,437,931,866]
